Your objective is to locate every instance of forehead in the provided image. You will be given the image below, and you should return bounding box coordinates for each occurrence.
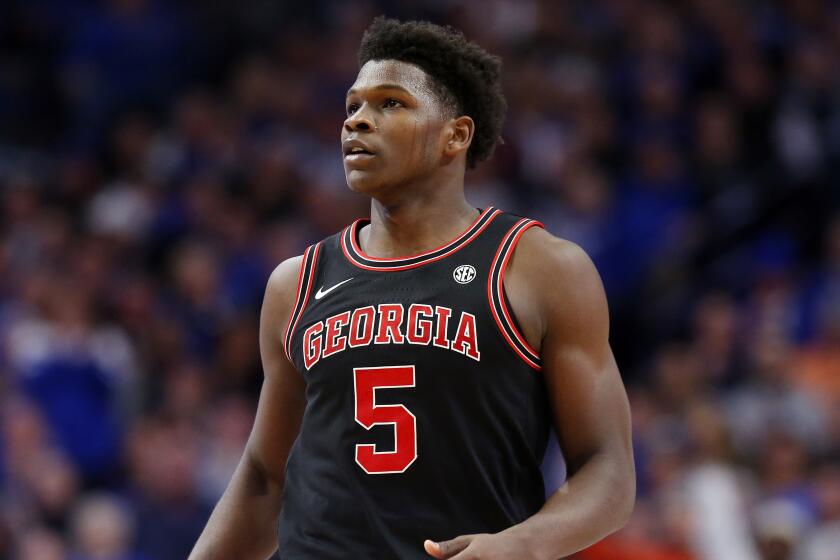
[348,59,435,98]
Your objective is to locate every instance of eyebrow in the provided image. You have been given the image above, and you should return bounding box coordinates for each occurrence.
[346,83,413,97]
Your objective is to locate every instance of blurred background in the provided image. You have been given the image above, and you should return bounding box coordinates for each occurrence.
[0,0,838,559]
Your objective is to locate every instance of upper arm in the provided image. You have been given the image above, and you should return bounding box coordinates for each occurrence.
[507,229,633,474]
[245,255,308,485]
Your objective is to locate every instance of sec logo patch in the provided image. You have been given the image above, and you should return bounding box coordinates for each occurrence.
[453,265,477,284]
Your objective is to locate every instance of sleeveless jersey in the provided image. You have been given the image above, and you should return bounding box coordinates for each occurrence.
[278,208,551,559]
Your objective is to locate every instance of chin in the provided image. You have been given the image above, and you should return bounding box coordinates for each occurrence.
[345,169,389,195]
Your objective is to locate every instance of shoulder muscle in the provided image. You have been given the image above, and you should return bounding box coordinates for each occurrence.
[260,255,305,371]
[506,228,609,352]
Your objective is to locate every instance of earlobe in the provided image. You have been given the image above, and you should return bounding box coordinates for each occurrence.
[444,137,461,160]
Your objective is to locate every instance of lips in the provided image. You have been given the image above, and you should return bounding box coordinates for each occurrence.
[343,139,378,169]
[343,138,376,157]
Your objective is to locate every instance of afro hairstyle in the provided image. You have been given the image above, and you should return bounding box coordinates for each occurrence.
[357,17,507,169]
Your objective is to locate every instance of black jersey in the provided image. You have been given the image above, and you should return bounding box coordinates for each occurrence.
[278,208,552,559]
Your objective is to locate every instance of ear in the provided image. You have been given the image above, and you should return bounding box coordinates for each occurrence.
[443,116,474,159]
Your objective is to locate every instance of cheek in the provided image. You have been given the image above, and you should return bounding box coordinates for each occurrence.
[405,115,439,167]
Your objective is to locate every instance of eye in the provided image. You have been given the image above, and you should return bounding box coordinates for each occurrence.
[346,103,359,116]
[383,98,403,109]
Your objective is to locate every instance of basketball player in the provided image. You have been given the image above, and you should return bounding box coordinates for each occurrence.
[190,17,634,560]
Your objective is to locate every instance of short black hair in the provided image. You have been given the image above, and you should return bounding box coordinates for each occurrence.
[357,17,507,169]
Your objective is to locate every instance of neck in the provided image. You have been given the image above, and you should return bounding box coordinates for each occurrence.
[361,189,479,259]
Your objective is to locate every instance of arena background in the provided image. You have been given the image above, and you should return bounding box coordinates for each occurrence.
[1,1,838,559]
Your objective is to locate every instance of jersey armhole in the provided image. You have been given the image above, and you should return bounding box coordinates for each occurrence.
[487,219,544,371]
[283,242,322,363]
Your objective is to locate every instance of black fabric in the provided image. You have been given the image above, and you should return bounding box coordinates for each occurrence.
[278,209,551,560]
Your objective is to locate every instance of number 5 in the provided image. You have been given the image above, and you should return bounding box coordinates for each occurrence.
[353,365,418,474]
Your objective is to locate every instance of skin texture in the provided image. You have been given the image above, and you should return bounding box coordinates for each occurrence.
[189,58,635,560]
[343,60,458,198]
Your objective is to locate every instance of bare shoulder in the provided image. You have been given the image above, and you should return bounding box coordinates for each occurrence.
[516,227,593,267]
[264,255,305,312]
[507,227,609,341]
[515,228,603,294]
[260,255,306,371]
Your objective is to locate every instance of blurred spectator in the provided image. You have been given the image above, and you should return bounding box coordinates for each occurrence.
[689,292,746,387]
[683,401,760,560]
[125,414,212,560]
[60,0,197,147]
[752,498,811,560]
[15,526,67,560]
[195,395,254,503]
[797,465,840,560]
[726,330,830,455]
[69,493,144,560]
[4,273,136,482]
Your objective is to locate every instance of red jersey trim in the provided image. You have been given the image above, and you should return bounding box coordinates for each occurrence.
[488,218,544,371]
[283,243,321,363]
[340,208,501,271]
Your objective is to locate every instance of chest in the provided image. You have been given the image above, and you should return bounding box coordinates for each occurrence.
[297,266,489,373]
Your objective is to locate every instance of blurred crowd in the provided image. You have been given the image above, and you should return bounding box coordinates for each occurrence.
[0,0,838,559]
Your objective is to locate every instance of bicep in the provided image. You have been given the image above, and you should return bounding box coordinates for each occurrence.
[245,257,308,484]
[539,242,632,473]
[543,338,630,473]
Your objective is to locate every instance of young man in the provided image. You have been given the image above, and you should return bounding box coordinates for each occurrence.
[190,17,634,560]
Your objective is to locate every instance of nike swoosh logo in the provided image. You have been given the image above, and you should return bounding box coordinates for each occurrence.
[314,277,354,300]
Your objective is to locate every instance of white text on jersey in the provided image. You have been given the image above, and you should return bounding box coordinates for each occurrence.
[301,303,480,369]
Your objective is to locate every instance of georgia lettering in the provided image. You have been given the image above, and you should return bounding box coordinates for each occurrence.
[301,303,480,369]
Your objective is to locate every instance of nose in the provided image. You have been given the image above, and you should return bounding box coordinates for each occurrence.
[343,105,375,133]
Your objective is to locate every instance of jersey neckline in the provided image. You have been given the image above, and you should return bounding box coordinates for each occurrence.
[340,207,501,271]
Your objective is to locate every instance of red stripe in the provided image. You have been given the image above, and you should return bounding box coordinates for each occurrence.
[282,245,310,362]
[285,243,321,363]
[487,219,543,371]
[488,222,539,369]
[498,220,543,358]
[341,210,501,272]
[349,207,495,263]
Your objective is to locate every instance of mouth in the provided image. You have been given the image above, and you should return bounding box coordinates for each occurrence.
[344,152,377,172]
[344,150,375,162]
[343,148,377,169]
[343,139,376,162]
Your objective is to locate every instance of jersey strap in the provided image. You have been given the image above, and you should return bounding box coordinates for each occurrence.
[283,242,321,362]
[488,218,544,371]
